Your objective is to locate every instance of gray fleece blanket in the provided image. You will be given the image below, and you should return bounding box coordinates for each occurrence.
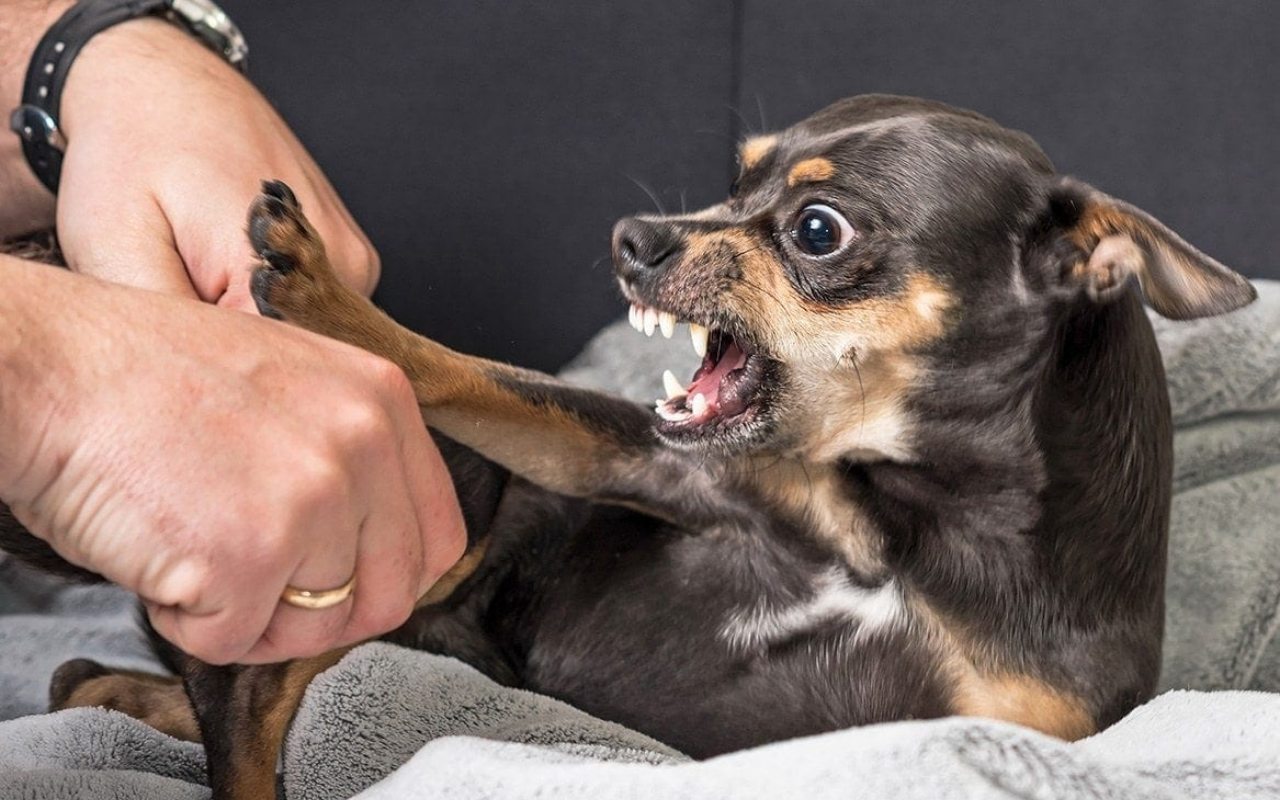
[1,282,1278,799]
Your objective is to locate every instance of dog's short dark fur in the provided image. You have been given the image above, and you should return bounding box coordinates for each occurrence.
[0,95,1257,799]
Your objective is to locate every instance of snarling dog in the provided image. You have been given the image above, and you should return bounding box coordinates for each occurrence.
[1,95,1257,799]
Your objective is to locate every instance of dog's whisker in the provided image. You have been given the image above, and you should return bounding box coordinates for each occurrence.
[754,93,769,133]
[851,353,867,443]
[626,175,667,216]
[737,275,786,310]
[726,103,757,138]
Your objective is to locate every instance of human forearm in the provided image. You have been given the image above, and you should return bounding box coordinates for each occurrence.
[0,1,74,237]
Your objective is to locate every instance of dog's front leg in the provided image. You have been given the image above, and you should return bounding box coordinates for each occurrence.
[246,182,717,525]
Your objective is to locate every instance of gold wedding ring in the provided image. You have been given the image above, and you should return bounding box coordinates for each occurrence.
[280,574,357,610]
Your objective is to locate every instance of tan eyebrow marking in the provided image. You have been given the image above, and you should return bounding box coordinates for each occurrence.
[739,135,778,171]
[787,157,836,187]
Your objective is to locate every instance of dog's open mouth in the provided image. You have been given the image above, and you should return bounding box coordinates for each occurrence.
[628,302,769,437]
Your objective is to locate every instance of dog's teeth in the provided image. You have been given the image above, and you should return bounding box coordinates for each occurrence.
[662,370,685,399]
[643,308,658,336]
[690,393,708,417]
[628,304,638,331]
[689,323,709,358]
[655,403,690,422]
[658,311,676,338]
[632,304,648,333]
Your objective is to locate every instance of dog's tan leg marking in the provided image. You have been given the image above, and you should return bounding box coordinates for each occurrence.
[215,650,351,800]
[50,662,201,742]
[786,157,836,186]
[418,535,490,607]
[951,672,1096,740]
[911,600,1096,740]
[249,188,658,503]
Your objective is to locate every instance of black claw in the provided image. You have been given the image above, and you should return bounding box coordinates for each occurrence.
[260,179,298,209]
[247,198,297,269]
[260,246,296,274]
[250,267,284,319]
[49,658,109,710]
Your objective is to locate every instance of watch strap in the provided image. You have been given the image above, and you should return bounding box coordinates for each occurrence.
[9,0,247,195]
[11,0,170,194]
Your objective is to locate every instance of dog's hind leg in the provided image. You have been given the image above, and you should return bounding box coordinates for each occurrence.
[247,180,728,526]
[49,658,201,742]
[50,650,347,800]
[181,651,350,800]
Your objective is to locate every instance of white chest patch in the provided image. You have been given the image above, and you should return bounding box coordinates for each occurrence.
[719,566,907,654]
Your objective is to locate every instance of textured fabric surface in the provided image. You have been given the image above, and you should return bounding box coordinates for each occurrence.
[0,282,1276,798]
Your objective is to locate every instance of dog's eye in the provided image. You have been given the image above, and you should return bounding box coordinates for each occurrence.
[791,204,854,257]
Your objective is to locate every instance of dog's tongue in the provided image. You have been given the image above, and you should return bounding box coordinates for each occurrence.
[689,338,749,418]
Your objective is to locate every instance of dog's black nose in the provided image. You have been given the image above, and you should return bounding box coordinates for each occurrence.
[612,217,683,282]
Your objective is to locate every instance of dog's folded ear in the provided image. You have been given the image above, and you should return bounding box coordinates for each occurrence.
[1041,176,1256,319]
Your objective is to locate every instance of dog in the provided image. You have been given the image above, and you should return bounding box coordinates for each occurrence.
[0,94,1256,800]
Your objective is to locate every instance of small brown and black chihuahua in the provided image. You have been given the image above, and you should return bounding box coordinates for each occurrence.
[0,95,1257,799]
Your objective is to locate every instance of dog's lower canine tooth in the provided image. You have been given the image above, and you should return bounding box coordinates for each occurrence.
[662,370,685,399]
[654,402,689,422]
[690,393,708,417]
[690,323,709,358]
[643,308,658,336]
[659,312,676,338]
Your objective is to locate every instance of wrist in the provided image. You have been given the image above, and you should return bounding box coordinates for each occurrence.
[0,1,74,237]
[59,15,244,142]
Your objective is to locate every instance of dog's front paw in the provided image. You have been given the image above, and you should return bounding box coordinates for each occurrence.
[248,179,336,322]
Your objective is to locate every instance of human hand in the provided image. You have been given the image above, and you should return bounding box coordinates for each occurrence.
[0,262,465,665]
[54,17,379,309]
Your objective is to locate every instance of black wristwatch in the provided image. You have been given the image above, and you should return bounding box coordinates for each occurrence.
[8,0,248,194]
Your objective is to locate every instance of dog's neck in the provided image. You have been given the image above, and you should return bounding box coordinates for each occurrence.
[833,291,1169,630]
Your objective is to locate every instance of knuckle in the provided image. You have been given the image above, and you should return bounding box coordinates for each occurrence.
[149,558,216,609]
[290,450,349,507]
[367,356,413,402]
[336,396,393,450]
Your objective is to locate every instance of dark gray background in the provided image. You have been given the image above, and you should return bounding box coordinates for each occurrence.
[220,1,1279,371]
